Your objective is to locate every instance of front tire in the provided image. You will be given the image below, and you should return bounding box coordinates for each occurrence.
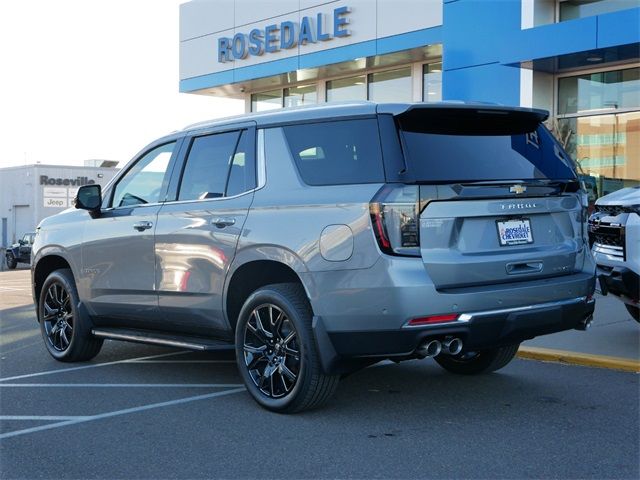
[38,269,103,362]
[235,283,339,413]
[6,253,17,269]
[435,343,520,375]
[626,304,640,322]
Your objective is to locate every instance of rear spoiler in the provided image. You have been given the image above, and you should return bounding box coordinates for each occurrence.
[378,103,549,135]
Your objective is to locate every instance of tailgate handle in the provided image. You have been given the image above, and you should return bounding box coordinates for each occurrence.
[506,261,543,275]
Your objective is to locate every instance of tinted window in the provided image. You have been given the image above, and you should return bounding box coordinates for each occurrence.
[226,130,256,197]
[401,127,576,182]
[179,131,240,201]
[282,119,384,186]
[112,142,175,207]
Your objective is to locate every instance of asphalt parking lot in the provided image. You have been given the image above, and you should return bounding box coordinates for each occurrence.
[1,269,639,479]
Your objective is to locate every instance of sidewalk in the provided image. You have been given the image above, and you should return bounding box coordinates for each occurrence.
[522,292,640,370]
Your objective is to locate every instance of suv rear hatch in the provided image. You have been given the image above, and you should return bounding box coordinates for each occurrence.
[374,105,586,290]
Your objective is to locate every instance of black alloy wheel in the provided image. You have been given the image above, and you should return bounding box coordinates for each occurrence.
[235,283,340,413]
[42,282,74,352]
[243,303,301,398]
[38,269,103,362]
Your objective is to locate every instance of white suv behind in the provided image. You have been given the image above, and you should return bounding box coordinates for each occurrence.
[589,186,640,322]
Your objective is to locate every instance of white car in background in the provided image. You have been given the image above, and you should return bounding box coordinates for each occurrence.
[589,186,640,322]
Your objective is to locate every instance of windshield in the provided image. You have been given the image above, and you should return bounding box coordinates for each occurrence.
[398,110,577,183]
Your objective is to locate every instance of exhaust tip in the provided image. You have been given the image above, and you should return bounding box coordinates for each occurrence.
[417,339,441,358]
[444,338,463,355]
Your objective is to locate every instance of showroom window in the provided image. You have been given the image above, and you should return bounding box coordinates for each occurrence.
[326,67,415,103]
[284,84,317,107]
[326,75,367,102]
[368,67,412,103]
[556,66,639,197]
[251,85,318,112]
[423,62,442,102]
[558,0,639,22]
[251,90,282,112]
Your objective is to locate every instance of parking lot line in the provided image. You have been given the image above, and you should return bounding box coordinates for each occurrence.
[1,416,91,421]
[0,383,244,388]
[0,350,191,382]
[128,360,235,364]
[0,387,246,441]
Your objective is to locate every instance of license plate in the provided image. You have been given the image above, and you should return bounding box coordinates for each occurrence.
[497,218,533,246]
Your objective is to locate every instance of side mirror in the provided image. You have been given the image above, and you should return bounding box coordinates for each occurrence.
[18,239,25,245]
[75,184,102,212]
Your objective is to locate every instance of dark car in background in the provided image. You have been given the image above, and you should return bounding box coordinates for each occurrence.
[6,233,35,269]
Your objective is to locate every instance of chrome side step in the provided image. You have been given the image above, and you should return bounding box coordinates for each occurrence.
[91,327,235,351]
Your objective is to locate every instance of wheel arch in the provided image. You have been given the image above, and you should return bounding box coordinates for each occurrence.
[33,250,77,311]
[224,247,313,333]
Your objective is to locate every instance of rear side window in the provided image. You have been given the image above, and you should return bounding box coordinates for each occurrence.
[178,129,256,201]
[282,119,384,186]
[226,130,257,197]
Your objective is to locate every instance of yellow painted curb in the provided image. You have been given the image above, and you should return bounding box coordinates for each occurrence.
[518,346,640,373]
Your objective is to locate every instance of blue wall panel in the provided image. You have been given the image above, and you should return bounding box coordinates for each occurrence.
[597,7,640,49]
[500,16,597,66]
[443,0,521,71]
[443,62,520,105]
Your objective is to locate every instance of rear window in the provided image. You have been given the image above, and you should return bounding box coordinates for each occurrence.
[282,119,385,186]
[398,110,577,182]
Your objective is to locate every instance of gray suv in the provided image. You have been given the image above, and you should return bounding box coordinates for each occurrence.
[31,102,596,412]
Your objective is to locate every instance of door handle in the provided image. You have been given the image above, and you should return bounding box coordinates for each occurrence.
[133,221,153,232]
[211,217,236,228]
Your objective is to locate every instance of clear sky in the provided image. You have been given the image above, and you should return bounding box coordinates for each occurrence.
[0,0,243,169]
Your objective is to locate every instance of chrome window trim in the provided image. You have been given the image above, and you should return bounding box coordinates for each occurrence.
[257,128,266,189]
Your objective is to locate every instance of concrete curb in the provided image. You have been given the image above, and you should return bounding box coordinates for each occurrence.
[518,346,640,373]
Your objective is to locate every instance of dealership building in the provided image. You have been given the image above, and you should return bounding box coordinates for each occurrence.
[0,164,118,247]
[180,0,640,196]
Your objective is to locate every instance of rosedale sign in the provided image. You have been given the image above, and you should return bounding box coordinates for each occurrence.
[218,6,351,63]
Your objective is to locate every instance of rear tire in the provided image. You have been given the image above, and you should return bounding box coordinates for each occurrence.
[625,304,640,323]
[6,253,17,269]
[38,269,103,362]
[435,343,520,375]
[235,283,339,413]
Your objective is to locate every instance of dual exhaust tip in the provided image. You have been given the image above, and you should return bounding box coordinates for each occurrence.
[417,337,463,358]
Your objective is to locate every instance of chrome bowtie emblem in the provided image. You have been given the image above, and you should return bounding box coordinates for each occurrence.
[510,185,527,194]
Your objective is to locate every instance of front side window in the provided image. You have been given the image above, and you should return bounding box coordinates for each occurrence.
[111,142,175,208]
[282,119,385,186]
[178,131,241,201]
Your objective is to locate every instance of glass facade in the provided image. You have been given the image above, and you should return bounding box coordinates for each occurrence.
[558,67,639,115]
[284,84,317,107]
[251,90,282,112]
[368,67,412,103]
[557,67,640,198]
[326,75,367,102]
[559,0,639,22]
[423,62,442,102]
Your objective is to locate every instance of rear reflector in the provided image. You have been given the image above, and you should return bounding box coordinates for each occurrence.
[408,314,459,326]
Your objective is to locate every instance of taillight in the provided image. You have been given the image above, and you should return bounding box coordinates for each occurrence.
[370,185,420,257]
[408,314,458,326]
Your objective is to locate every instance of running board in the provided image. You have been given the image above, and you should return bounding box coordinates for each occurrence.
[91,328,235,351]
